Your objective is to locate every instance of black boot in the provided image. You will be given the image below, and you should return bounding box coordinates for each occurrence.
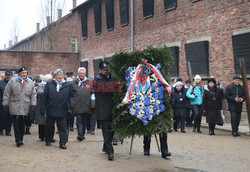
[162,150,171,158]
[25,127,31,135]
[59,143,67,149]
[144,149,150,155]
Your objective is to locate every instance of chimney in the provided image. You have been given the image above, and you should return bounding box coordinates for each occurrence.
[4,44,6,50]
[73,0,77,8]
[15,36,18,44]
[47,16,50,26]
[37,23,40,32]
[58,9,62,20]
[9,40,12,47]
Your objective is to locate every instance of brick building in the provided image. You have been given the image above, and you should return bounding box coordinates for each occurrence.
[8,0,250,85]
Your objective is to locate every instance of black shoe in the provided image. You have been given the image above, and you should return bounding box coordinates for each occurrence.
[144,150,150,156]
[181,130,186,133]
[16,141,22,147]
[209,131,213,135]
[236,132,240,136]
[174,129,178,132]
[59,144,67,149]
[50,138,56,143]
[113,140,117,145]
[77,136,85,141]
[192,128,196,132]
[70,127,74,131]
[108,153,114,161]
[162,151,171,158]
[197,129,202,133]
[25,128,31,135]
[5,133,11,136]
[46,142,51,146]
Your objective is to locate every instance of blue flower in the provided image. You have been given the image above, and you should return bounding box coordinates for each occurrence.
[144,95,150,106]
[151,85,156,91]
[156,63,161,70]
[127,101,132,110]
[153,105,158,111]
[159,104,165,112]
[135,95,141,103]
[158,92,164,99]
[158,80,163,86]
[153,92,158,98]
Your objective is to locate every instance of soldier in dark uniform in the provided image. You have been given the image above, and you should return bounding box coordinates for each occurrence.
[94,60,114,161]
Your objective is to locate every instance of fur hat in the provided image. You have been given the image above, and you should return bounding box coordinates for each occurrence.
[175,81,183,86]
[194,75,201,81]
[207,78,216,84]
[44,74,53,82]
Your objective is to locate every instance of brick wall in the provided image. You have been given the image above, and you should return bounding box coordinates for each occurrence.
[0,51,79,77]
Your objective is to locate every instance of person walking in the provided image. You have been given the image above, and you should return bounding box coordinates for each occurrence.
[186,75,204,133]
[2,66,37,147]
[40,69,75,149]
[202,78,222,135]
[171,81,187,133]
[225,76,246,137]
[0,70,13,136]
[94,60,114,161]
[71,67,92,141]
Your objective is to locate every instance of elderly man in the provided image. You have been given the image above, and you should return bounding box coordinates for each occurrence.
[40,69,75,149]
[94,60,114,161]
[0,70,13,136]
[2,66,37,147]
[71,67,92,141]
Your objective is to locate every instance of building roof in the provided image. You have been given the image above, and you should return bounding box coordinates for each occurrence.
[71,0,100,13]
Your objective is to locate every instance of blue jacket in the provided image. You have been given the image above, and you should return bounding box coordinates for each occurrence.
[186,85,204,105]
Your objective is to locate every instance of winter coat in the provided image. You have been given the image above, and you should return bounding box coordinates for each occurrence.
[71,78,91,114]
[94,73,113,121]
[40,80,75,118]
[171,86,187,109]
[225,83,246,112]
[202,87,222,124]
[0,79,8,108]
[186,84,204,105]
[2,77,37,116]
[35,81,47,125]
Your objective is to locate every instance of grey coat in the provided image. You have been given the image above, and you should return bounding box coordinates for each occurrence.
[35,81,47,124]
[2,77,37,116]
[71,78,91,114]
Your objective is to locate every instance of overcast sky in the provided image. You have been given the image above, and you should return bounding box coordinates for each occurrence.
[0,0,86,50]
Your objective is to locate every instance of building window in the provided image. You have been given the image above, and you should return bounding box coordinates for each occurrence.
[119,0,129,26]
[71,38,78,53]
[232,32,250,75]
[94,4,102,34]
[80,9,87,39]
[105,0,114,30]
[169,46,179,77]
[185,41,209,76]
[143,0,154,18]
[93,59,103,76]
[80,61,89,77]
[164,0,177,12]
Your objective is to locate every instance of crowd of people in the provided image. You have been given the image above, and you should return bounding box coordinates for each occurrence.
[0,61,247,161]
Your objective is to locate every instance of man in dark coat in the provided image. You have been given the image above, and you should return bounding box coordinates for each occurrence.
[94,60,114,161]
[0,70,13,136]
[225,76,246,137]
[71,67,91,141]
[40,69,75,149]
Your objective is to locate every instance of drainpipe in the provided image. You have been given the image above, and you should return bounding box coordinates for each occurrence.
[131,0,134,52]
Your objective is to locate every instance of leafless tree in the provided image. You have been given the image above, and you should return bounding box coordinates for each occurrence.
[10,16,20,45]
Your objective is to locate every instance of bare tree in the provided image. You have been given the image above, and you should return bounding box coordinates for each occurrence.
[39,0,67,51]
[10,16,20,45]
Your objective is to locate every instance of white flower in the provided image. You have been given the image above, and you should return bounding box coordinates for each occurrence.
[156,110,160,115]
[137,114,143,119]
[151,74,158,81]
[130,108,136,115]
[156,100,160,105]
[140,96,144,102]
[148,105,154,114]
[138,103,144,109]
[130,94,136,100]
[150,98,155,104]
[148,115,152,120]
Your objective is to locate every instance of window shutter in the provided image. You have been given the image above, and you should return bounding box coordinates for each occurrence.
[164,0,177,11]
[80,9,87,39]
[80,61,89,77]
[119,0,129,26]
[105,0,114,30]
[94,4,102,34]
[185,41,209,76]
[143,0,154,18]
[232,33,250,75]
[93,59,103,77]
[169,46,179,77]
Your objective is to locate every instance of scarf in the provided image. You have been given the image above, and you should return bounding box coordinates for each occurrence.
[77,76,87,88]
[53,78,66,92]
[17,75,28,86]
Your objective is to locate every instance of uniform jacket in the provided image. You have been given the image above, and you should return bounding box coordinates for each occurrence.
[40,80,75,118]
[94,73,113,121]
[71,78,91,114]
[2,77,37,116]
[202,86,222,124]
[186,84,204,105]
[225,83,246,112]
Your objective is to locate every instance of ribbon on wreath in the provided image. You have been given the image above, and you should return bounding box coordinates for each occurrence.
[122,60,171,104]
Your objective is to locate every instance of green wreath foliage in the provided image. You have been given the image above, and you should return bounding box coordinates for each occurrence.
[108,46,174,138]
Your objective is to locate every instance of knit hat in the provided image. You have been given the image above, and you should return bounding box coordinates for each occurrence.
[207,78,216,84]
[194,75,201,80]
[175,81,183,86]
[53,69,63,76]
[44,74,53,82]
[17,66,27,73]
